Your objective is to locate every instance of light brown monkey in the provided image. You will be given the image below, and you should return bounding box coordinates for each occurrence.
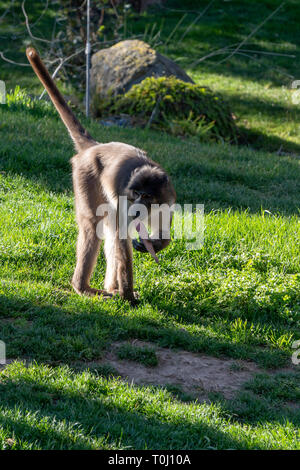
[26,47,176,303]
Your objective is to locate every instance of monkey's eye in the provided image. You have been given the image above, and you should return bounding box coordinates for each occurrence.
[133,190,140,199]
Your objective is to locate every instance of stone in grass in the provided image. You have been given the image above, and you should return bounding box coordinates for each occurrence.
[99,114,133,128]
[90,39,194,101]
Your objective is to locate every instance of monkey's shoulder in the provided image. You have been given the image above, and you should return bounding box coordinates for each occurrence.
[97,142,149,165]
[72,141,150,167]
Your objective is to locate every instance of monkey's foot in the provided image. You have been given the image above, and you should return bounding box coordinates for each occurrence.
[72,284,112,298]
[109,289,139,305]
[88,288,113,298]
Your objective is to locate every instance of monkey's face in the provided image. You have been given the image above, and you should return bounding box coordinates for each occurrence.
[127,189,157,214]
[125,165,174,255]
[126,165,168,216]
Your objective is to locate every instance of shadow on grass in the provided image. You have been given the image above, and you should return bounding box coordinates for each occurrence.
[171,157,300,215]
[0,288,290,370]
[159,0,300,84]
[219,381,300,431]
[219,91,300,154]
[226,91,300,121]
[0,286,298,448]
[0,359,299,449]
[239,127,300,155]
[0,366,263,450]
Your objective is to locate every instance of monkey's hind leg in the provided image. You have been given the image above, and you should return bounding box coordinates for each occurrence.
[72,218,111,297]
[115,238,135,303]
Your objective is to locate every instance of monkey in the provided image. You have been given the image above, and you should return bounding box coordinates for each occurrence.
[26,47,176,303]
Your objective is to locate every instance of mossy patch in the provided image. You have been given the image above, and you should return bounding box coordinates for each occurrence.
[93,76,238,143]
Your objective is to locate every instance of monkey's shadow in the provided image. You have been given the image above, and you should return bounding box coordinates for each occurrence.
[0,261,291,371]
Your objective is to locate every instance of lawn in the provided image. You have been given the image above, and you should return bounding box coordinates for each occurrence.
[0,0,299,450]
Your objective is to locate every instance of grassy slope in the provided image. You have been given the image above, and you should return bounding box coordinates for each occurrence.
[0,0,299,450]
[1,0,300,153]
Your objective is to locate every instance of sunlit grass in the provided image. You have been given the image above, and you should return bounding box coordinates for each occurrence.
[190,70,300,152]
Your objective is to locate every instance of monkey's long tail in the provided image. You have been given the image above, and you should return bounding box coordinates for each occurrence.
[26,47,96,152]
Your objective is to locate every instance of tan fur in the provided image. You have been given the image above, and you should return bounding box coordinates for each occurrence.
[26,48,176,303]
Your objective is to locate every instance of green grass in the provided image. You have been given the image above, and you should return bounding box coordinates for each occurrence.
[0,0,299,450]
[117,343,158,367]
[0,361,299,450]
[0,93,299,449]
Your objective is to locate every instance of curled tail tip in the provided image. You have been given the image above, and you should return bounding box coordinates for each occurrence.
[26,47,38,60]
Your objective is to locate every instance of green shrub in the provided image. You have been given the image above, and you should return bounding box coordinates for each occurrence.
[95,76,238,143]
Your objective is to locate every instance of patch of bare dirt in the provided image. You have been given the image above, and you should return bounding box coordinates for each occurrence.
[101,340,261,400]
[0,318,17,324]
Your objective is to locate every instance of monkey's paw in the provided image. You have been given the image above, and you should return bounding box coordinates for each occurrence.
[73,285,113,298]
[110,289,140,306]
[132,237,165,254]
[132,238,148,253]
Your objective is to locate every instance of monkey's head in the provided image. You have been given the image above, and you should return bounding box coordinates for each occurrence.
[126,165,169,210]
[125,165,176,256]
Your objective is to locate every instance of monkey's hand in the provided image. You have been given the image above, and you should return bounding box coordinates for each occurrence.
[133,222,171,262]
[132,236,171,254]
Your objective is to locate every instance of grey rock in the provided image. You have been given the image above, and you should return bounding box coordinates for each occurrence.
[91,39,194,101]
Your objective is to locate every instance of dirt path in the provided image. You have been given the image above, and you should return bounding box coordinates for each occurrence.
[101,340,261,400]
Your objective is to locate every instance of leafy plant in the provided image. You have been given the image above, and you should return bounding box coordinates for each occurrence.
[165,110,216,139]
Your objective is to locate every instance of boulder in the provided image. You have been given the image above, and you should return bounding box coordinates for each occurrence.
[90,39,194,100]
